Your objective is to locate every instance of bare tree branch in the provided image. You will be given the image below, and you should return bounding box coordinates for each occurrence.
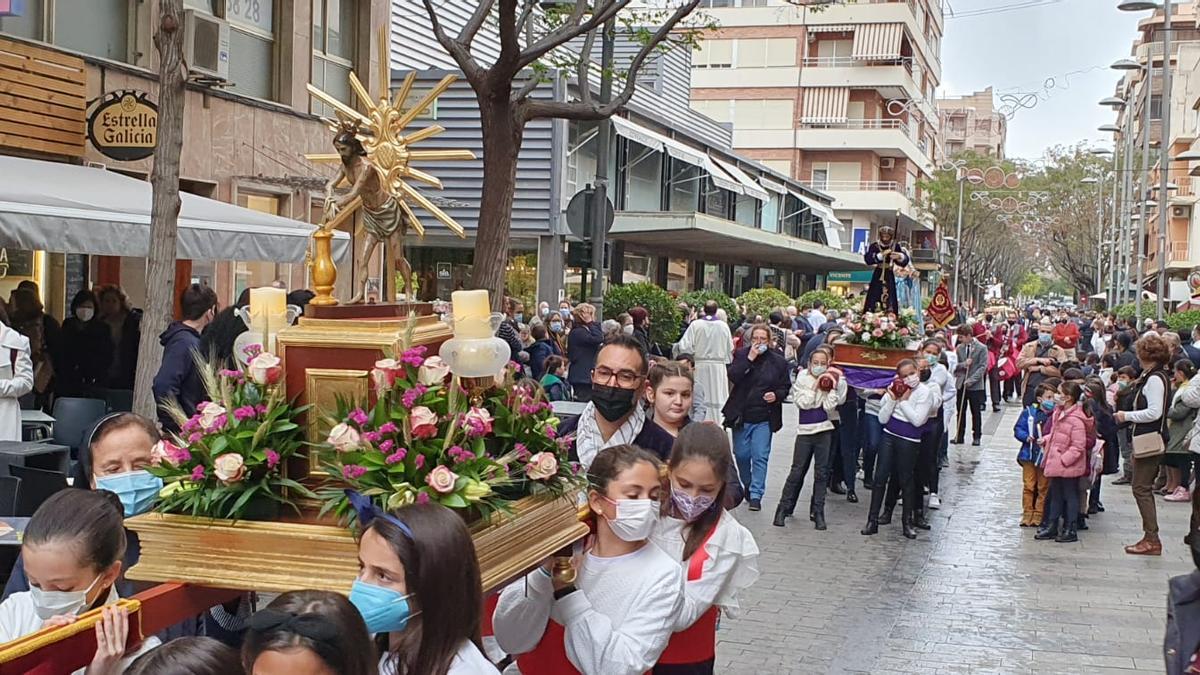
[516,0,631,71]
[516,0,536,38]
[420,0,483,81]
[522,0,702,122]
[513,73,543,101]
[574,27,597,107]
[459,0,497,47]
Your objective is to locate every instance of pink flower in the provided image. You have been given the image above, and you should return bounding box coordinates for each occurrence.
[371,359,401,393]
[213,453,246,484]
[233,406,257,422]
[191,465,206,482]
[327,423,361,452]
[385,447,408,464]
[218,368,242,379]
[448,445,474,464]
[514,442,531,460]
[349,408,369,426]
[899,327,910,336]
[362,431,382,443]
[409,406,439,439]
[379,422,398,435]
[872,328,884,338]
[425,465,459,493]
[525,452,559,480]
[255,404,268,416]
[400,346,428,367]
[248,353,283,386]
[242,343,263,360]
[401,385,428,409]
[198,403,227,432]
[265,449,280,470]
[188,432,203,444]
[544,425,557,439]
[181,415,200,434]
[418,356,451,385]
[379,439,395,454]
[415,454,426,470]
[160,440,191,465]
[342,464,368,480]
[416,492,430,505]
[462,407,493,437]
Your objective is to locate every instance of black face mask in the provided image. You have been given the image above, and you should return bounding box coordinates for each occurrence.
[592,383,638,422]
[919,368,932,382]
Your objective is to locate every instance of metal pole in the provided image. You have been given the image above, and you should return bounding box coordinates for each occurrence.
[1096,175,1104,305]
[1137,59,1153,326]
[1109,169,1120,306]
[1121,93,1136,308]
[953,174,964,306]
[1157,0,1173,320]
[588,18,615,318]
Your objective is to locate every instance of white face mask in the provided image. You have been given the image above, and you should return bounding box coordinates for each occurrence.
[76,307,94,322]
[602,497,658,542]
[904,374,921,388]
[30,573,103,620]
[623,324,635,335]
[810,365,827,376]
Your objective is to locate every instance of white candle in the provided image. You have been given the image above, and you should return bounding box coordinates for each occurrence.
[452,289,492,339]
[250,287,287,332]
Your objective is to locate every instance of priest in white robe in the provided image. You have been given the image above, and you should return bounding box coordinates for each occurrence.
[675,301,733,422]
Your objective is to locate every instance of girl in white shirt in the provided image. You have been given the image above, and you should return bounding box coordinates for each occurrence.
[346,499,498,675]
[242,590,377,675]
[493,445,684,675]
[861,359,939,540]
[0,489,156,674]
[772,346,846,530]
[651,423,759,674]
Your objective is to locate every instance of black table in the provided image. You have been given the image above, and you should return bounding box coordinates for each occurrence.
[0,441,69,475]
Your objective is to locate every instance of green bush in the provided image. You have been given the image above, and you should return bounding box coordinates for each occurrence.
[679,290,738,323]
[602,282,683,347]
[1167,310,1200,332]
[1111,303,1136,320]
[736,288,793,320]
[795,289,850,312]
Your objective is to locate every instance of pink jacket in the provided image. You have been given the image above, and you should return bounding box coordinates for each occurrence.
[1042,404,1089,478]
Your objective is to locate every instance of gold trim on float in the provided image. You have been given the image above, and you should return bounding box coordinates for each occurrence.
[0,598,142,662]
[124,495,589,595]
[304,368,369,470]
[276,313,453,350]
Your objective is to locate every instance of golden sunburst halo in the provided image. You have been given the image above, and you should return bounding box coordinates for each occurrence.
[304,26,474,238]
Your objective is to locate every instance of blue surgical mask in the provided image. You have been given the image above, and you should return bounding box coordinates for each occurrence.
[1038,333,1052,345]
[810,365,827,376]
[514,313,524,323]
[1041,400,1055,412]
[559,308,570,318]
[549,323,563,333]
[925,354,939,366]
[349,579,417,634]
[95,470,163,517]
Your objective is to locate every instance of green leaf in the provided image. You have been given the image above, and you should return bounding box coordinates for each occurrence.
[439,493,468,508]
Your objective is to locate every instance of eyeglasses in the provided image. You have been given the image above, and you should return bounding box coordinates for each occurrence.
[592,366,641,387]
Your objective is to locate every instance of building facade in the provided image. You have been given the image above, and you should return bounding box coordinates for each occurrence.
[937,87,1007,159]
[0,0,390,315]
[686,0,945,297]
[386,0,862,306]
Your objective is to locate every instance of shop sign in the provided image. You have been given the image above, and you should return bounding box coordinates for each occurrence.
[0,249,34,279]
[87,90,158,161]
[851,228,870,256]
[827,271,873,284]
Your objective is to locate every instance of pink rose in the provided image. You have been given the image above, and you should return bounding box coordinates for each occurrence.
[198,403,227,432]
[410,406,439,439]
[327,423,361,452]
[213,453,246,484]
[462,407,493,436]
[372,358,401,392]
[418,356,451,386]
[149,440,170,467]
[425,465,459,494]
[525,452,559,481]
[247,353,283,386]
[899,327,910,336]
[872,329,883,338]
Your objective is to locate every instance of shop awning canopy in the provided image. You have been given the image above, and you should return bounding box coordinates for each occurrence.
[0,156,349,262]
[791,191,845,250]
[611,211,862,273]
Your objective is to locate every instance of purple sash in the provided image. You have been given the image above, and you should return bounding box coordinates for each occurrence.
[885,417,925,441]
[797,408,829,424]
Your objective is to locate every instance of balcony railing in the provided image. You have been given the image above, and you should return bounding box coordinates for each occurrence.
[799,118,909,133]
[1172,241,1190,262]
[801,56,914,69]
[805,180,904,192]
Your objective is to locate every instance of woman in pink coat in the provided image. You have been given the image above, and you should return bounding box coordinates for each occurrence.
[1036,380,1089,543]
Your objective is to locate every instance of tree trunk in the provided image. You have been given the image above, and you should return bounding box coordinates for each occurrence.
[133,0,186,418]
[470,95,524,311]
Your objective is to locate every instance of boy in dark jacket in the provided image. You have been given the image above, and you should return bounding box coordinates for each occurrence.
[1015,382,1056,527]
[526,324,562,381]
[539,355,571,402]
[152,284,217,432]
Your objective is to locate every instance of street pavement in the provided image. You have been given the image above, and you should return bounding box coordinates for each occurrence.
[717,402,1193,674]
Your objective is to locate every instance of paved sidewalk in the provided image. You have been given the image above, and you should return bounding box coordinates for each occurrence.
[717,403,1194,674]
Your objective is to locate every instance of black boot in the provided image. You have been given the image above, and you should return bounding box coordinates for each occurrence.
[861,517,879,535]
[813,509,827,531]
[829,482,847,495]
[772,506,787,528]
[1034,524,1058,540]
[902,515,918,539]
[809,505,816,522]
[878,504,894,525]
[912,513,931,530]
[1056,527,1078,543]
[1076,514,1089,531]
[847,490,859,503]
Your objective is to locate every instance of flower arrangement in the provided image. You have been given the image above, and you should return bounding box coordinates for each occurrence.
[319,336,584,523]
[148,353,314,520]
[842,308,919,350]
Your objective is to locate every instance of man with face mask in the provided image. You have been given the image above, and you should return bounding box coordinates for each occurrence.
[723,324,792,511]
[1016,317,1067,408]
[152,283,218,433]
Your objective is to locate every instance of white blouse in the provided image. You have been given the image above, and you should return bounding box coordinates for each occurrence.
[378,639,500,675]
[493,542,684,675]
[649,512,760,630]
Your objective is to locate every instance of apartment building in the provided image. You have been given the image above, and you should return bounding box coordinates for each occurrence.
[1112,1,1200,303]
[688,0,944,295]
[937,87,1007,159]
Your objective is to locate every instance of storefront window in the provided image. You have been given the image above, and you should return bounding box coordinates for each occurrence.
[623,252,654,285]
[505,252,538,309]
[781,194,802,238]
[702,263,723,292]
[703,179,730,219]
[758,267,777,289]
[760,193,781,233]
[668,159,701,212]
[666,258,691,294]
[566,122,599,200]
[623,141,662,211]
[234,193,292,299]
[734,194,758,227]
[732,265,752,298]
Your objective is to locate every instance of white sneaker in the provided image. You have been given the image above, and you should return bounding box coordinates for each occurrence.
[928,493,941,510]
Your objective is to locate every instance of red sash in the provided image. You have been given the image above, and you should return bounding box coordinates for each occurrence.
[517,620,580,675]
[657,523,721,665]
[481,592,498,638]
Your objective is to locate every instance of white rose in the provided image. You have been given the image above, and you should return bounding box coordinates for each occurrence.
[327,423,361,452]
[213,453,246,483]
[861,332,871,342]
[198,403,227,431]
[418,356,451,386]
[247,353,283,386]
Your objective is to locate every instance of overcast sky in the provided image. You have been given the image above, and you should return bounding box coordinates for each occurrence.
[941,0,1146,160]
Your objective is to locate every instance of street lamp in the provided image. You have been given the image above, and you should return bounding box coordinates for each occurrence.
[1112,58,1143,71]
[1099,124,1122,133]
[1099,96,1128,107]
[1176,150,1200,161]
[1118,0,1161,9]
[1090,148,1114,156]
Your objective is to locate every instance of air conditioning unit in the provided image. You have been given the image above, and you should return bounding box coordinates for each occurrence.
[1174,205,1192,219]
[880,158,896,169]
[183,10,230,81]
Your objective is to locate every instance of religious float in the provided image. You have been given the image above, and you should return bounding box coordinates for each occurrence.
[1,31,588,673]
[832,310,921,388]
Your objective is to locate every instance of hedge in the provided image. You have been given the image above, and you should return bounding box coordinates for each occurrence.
[602,282,683,347]
[736,288,793,320]
[795,289,850,312]
[1167,310,1200,332]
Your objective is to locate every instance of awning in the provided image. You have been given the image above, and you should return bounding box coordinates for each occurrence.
[613,115,707,168]
[852,23,904,61]
[0,156,349,262]
[701,156,744,194]
[792,191,845,249]
[807,24,855,33]
[758,176,787,194]
[711,157,771,201]
[801,87,850,124]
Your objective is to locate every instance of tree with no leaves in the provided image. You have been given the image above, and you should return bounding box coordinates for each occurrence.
[416,0,707,310]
